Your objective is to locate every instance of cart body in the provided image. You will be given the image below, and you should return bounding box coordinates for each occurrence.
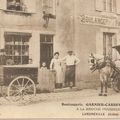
[0,65,38,102]
[0,65,38,86]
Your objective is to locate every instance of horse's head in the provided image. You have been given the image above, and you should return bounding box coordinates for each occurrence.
[88,53,97,71]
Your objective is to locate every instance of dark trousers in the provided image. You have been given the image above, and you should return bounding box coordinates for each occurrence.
[65,65,75,87]
[55,83,63,89]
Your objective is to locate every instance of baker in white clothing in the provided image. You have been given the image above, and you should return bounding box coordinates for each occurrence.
[62,51,80,88]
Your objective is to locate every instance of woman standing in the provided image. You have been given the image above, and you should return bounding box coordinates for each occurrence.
[50,52,63,88]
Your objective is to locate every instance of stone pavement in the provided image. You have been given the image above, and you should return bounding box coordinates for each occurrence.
[0,87,119,118]
[0,87,117,106]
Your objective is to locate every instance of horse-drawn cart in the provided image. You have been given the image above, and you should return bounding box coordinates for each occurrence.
[89,48,120,95]
[0,65,38,102]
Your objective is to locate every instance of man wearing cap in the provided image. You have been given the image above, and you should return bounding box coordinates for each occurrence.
[62,51,80,88]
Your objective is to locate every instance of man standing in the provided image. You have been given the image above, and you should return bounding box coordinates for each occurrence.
[62,51,80,88]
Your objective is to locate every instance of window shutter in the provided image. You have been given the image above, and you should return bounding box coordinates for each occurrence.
[49,0,56,15]
[42,0,49,13]
[116,0,120,14]
[52,0,56,15]
[0,0,6,10]
[24,0,36,13]
[95,0,103,11]
[49,0,53,14]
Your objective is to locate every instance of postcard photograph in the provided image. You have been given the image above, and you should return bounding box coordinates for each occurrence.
[0,0,120,119]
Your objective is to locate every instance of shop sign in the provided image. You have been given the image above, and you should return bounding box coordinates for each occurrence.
[79,15,120,28]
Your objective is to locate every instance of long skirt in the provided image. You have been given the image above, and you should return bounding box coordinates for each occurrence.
[65,65,75,86]
[55,67,63,88]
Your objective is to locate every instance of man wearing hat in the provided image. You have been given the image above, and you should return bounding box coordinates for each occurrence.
[62,51,80,88]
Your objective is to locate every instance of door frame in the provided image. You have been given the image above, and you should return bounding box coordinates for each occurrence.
[40,34,54,68]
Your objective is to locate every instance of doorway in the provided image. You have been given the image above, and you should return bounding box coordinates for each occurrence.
[40,34,53,68]
[103,32,116,59]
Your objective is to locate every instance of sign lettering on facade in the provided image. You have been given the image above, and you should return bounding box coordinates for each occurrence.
[79,15,120,28]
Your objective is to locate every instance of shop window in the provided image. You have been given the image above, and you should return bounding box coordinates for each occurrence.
[4,32,31,65]
[40,34,53,68]
[103,33,116,59]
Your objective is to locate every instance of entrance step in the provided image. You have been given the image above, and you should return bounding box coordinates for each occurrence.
[54,87,78,93]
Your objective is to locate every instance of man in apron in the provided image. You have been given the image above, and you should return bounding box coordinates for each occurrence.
[62,51,80,88]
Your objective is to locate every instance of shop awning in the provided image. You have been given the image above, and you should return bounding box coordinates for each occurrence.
[4,32,32,37]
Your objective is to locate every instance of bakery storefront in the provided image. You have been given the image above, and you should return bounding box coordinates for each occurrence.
[79,14,120,59]
[0,29,57,92]
[73,13,120,89]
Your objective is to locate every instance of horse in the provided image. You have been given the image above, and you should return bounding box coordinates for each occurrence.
[88,53,112,96]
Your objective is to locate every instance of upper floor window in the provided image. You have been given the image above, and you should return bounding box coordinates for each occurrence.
[42,0,56,15]
[7,0,25,11]
[103,0,116,12]
[95,0,117,13]
[0,0,36,13]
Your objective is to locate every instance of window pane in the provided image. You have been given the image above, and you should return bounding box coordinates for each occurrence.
[46,35,53,42]
[109,0,113,12]
[103,0,107,11]
[40,35,46,42]
[7,0,23,11]
[105,0,116,12]
[5,33,30,65]
[42,0,56,14]
[113,0,116,12]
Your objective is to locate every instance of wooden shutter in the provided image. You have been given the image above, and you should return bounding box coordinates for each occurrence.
[24,0,36,13]
[0,0,7,10]
[95,0,103,11]
[48,0,56,15]
[42,0,49,13]
[52,0,56,15]
[116,0,120,14]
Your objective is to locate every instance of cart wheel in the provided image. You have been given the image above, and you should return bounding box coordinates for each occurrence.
[8,76,36,102]
[112,76,120,92]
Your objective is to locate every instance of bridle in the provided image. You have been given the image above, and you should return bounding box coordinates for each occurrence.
[89,55,111,73]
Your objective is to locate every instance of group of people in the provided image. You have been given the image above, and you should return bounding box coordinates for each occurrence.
[50,51,80,89]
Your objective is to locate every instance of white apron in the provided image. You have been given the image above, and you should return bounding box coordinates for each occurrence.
[51,58,63,83]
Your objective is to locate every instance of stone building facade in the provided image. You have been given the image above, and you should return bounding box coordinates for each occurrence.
[1,0,120,90]
[0,0,56,68]
[56,0,120,89]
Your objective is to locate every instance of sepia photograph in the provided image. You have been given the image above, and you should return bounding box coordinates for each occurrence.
[0,0,120,119]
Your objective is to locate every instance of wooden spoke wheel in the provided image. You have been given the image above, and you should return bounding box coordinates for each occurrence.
[8,76,36,102]
[112,76,120,92]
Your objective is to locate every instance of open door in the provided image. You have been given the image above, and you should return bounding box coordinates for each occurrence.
[40,34,53,68]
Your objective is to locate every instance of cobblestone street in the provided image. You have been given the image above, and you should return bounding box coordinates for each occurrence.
[0,87,116,105]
